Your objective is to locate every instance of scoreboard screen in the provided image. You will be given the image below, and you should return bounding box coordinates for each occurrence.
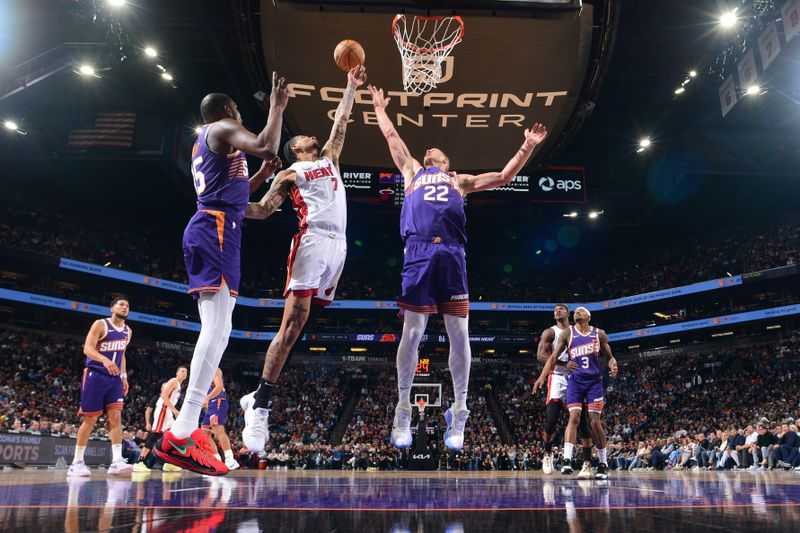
[415,357,431,377]
[340,167,586,205]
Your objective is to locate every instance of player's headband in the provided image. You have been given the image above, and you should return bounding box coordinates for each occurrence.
[575,306,591,317]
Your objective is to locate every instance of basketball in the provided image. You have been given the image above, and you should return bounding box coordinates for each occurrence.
[334,39,365,72]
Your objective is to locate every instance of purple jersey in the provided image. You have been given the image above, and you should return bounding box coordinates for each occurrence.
[86,319,129,375]
[190,124,250,218]
[400,167,467,245]
[566,326,602,378]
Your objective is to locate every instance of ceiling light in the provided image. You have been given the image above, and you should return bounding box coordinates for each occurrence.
[588,211,599,219]
[108,0,126,6]
[674,87,685,95]
[350,347,367,352]
[144,47,158,58]
[689,70,697,78]
[79,64,95,76]
[746,85,762,96]
[639,138,651,148]
[719,10,737,28]
[161,72,173,81]
[3,121,18,131]
[194,126,203,134]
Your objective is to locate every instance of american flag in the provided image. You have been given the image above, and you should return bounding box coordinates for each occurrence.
[67,111,136,149]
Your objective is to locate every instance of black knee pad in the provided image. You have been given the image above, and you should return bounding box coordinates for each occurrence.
[578,408,592,439]
[544,402,563,436]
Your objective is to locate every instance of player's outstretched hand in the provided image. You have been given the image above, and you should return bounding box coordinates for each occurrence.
[524,123,548,146]
[608,358,619,378]
[349,65,367,87]
[270,71,291,109]
[263,155,282,176]
[533,377,545,394]
[103,358,120,376]
[368,85,390,111]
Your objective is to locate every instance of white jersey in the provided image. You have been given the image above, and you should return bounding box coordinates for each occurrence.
[152,381,182,433]
[551,324,570,377]
[288,156,347,235]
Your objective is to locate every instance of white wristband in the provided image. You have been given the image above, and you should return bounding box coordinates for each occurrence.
[121,373,128,379]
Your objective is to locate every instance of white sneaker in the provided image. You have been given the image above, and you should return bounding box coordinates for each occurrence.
[67,461,91,477]
[242,392,270,452]
[108,458,133,475]
[542,453,554,475]
[443,407,470,451]
[577,461,593,479]
[390,405,413,448]
[225,457,240,471]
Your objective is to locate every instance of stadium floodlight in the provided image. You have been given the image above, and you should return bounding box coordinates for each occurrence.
[746,85,762,96]
[161,72,173,81]
[674,87,685,95]
[144,47,158,58]
[107,0,126,7]
[719,10,737,28]
[588,211,599,219]
[689,70,697,78]
[79,64,95,76]
[3,120,18,131]
[194,126,203,134]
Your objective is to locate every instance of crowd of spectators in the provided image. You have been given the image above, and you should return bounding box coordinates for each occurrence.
[3,200,799,302]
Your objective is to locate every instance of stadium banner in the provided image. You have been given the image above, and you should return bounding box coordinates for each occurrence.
[783,0,800,44]
[719,75,737,117]
[0,431,111,466]
[58,257,742,312]
[608,303,800,342]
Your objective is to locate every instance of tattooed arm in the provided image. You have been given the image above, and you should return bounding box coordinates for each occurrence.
[246,170,296,220]
[321,66,367,168]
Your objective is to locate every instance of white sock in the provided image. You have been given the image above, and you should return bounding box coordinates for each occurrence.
[172,288,236,438]
[74,445,86,463]
[598,448,607,465]
[214,453,222,461]
[112,444,122,462]
[564,442,575,461]
[224,449,234,462]
[396,311,429,409]
[444,314,471,411]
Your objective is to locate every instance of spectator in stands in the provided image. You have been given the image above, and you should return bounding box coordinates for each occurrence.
[694,432,710,469]
[755,423,777,469]
[777,423,800,469]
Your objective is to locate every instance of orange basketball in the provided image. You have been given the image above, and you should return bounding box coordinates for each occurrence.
[334,39,365,72]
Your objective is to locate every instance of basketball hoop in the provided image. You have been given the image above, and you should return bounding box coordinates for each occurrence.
[392,14,464,95]
[415,398,428,415]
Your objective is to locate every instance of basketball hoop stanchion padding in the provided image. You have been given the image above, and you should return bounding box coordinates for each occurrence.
[392,14,464,95]
[409,399,436,470]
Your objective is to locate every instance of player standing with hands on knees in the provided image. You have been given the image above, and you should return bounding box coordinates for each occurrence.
[534,306,618,479]
[154,73,289,476]
[367,83,548,452]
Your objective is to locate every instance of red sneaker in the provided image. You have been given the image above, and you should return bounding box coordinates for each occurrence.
[154,429,228,476]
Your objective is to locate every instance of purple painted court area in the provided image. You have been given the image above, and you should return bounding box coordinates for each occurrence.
[1,471,800,511]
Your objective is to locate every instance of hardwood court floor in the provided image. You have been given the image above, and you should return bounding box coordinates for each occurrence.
[1,468,799,531]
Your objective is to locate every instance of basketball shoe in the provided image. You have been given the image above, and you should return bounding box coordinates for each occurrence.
[154,429,228,476]
[132,460,150,473]
[107,458,133,476]
[443,407,470,451]
[561,458,574,475]
[390,405,413,448]
[67,461,91,477]
[595,462,609,480]
[542,453,554,475]
[577,461,593,479]
[241,392,270,452]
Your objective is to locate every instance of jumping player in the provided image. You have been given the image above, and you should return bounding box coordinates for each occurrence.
[68,297,133,477]
[154,73,290,475]
[534,306,618,480]
[240,65,367,452]
[537,304,594,478]
[201,368,239,471]
[367,84,548,451]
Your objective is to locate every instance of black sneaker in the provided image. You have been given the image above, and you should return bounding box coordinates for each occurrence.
[561,458,573,475]
[595,462,609,480]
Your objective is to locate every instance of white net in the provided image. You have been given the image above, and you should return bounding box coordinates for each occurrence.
[392,15,464,95]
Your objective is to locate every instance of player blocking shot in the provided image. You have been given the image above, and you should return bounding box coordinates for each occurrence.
[239,65,368,453]
[537,304,595,478]
[367,84,548,452]
[153,73,290,475]
[534,306,618,480]
[68,297,133,478]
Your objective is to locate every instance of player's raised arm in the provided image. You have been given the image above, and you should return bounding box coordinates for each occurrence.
[597,329,618,377]
[83,319,119,376]
[211,72,290,159]
[368,84,421,186]
[457,123,548,195]
[246,169,297,220]
[322,66,367,168]
[249,156,283,194]
[537,327,555,364]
